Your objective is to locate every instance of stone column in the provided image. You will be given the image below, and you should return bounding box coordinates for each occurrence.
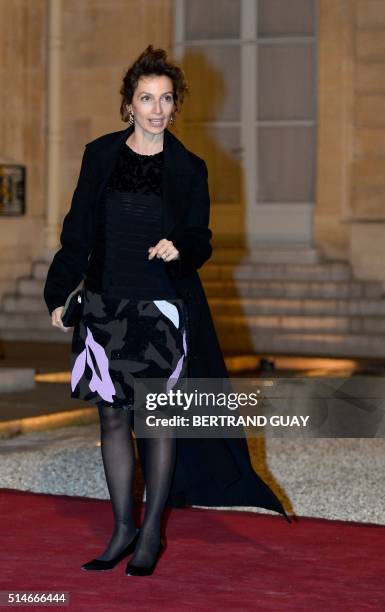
[348,0,385,288]
[315,0,385,289]
[313,0,354,261]
[41,0,63,259]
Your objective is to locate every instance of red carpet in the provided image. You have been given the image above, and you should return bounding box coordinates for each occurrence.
[1,488,385,611]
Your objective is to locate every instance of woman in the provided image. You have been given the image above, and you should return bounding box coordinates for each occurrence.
[44,45,289,578]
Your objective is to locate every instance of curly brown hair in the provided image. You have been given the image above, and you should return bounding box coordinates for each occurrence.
[119,45,189,122]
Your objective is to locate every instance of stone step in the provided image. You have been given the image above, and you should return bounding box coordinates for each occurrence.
[201,261,354,281]
[208,297,385,316]
[203,280,384,299]
[4,288,385,325]
[2,254,385,359]
[210,243,320,264]
[32,260,50,281]
[8,290,385,318]
[2,295,47,313]
[4,299,385,333]
[1,324,383,357]
[0,327,72,343]
[13,278,384,303]
[0,367,36,392]
[216,329,385,359]
[26,260,356,285]
[16,277,45,297]
[0,280,18,296]
[215,313,385,334]
[0,312,58,329]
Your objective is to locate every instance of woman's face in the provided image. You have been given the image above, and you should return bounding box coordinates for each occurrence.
[127,74,175,133]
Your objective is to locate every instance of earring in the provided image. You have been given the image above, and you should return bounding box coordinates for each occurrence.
[128,109,135,126]
[168,112,175,126]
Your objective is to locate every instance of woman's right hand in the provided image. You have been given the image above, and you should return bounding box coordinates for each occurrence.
[51,306,72,332]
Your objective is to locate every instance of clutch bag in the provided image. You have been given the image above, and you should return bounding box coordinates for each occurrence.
[61,288,83,327]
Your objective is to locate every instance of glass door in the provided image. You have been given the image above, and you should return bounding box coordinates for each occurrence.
[173,0,317,248]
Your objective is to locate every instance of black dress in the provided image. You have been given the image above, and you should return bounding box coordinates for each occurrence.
[48,134,290,520]
[70,142,188,412]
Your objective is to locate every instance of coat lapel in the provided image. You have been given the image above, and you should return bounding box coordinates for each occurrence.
[94,124,194,239]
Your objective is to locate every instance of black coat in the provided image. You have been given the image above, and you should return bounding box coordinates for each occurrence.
[44,124,289,521]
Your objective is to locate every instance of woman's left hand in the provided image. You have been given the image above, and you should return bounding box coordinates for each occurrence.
[148,239,180,262]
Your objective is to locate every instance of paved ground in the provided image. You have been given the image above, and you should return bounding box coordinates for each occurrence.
[1,340,385,525]
[1,423,384,524]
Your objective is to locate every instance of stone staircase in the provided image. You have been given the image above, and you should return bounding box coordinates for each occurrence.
[1,253,385,357]
[199,251,385,359]
[0,260,71,343]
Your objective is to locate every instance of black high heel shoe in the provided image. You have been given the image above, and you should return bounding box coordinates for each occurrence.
[81,529,140,571]
[125,539,165,576]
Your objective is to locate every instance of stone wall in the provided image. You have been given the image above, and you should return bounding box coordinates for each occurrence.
[1,0,385,295]
[315,0,385,287]
[0,0,173,292]
[60,0,173,245]
[0,0,47,267]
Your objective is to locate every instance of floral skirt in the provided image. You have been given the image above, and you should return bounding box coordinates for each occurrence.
[70,287,188,410]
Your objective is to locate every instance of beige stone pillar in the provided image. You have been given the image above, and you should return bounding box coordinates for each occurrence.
[348,0,385,287]
[314,0,354,261]
[42,0,63,259]
[315,0,385,288]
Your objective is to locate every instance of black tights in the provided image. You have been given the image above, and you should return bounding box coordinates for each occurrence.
[96,403,176,566]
